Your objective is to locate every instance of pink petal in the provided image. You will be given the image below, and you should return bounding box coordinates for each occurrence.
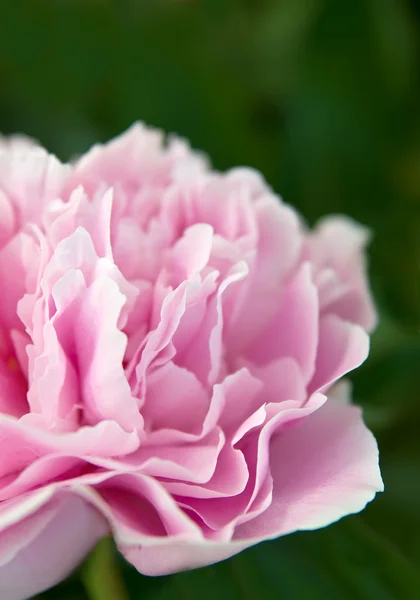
[0,493,106,600]
[71,123,166,192]
[168,223,213,283]
[309,314,369,394]
[0,143,69,227]
[76,275,142,431]
[175,262,248,385]
[0,415,139,480]
[307,216,377,331]
[77,473,203,545]
[0,455,83,502]
[239,357,306,405]
[0,190,15,250]
[227,199,302,353]
[235,390,383,541]
[132,280,191,395]
[0,232,41,333]
[164,441,249,499]
[45,187,114,260]
[183,396,325,531]
[142,361,210,434]
[0,359,27,418]
[215,368,263,436]
[124,540,248,576]
[124,429,224,484]
[245,263,319,383]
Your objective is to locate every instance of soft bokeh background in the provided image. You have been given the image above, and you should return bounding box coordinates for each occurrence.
[1,1,419,598]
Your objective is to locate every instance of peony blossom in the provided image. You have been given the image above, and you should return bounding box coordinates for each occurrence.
[0,125,383,600]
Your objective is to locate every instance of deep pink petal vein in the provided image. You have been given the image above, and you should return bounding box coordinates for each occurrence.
[0,124,383,599]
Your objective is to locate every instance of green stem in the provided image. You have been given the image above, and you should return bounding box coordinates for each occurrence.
[81,537,130,600]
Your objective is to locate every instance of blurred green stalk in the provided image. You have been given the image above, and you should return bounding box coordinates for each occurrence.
[81,537,130,600]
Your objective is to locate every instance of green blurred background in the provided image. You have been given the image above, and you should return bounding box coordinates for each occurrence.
[1,1,419,598]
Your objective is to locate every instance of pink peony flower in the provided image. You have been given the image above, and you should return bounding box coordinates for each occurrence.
[0,125,382,599]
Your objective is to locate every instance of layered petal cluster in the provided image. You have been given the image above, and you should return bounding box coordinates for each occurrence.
[0,125,382,600]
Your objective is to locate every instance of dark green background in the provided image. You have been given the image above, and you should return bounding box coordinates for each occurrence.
[1,1,419,598]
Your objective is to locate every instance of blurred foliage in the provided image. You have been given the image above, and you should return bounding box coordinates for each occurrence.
[1,0,419,598]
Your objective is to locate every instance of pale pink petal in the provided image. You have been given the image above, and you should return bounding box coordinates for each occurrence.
[70,123,205,197]
[0,455,83,501]
[309,314,369,394]
[245,263,318,383]
[124,429,224,484]
[76,275,143,431]
[215,368,263,436]
[168,223,213,283]
[0,190,15,250]
[307,216,377,331]
[239,357,306,405]
[0,142,69,233]
[0,232,42,333]
[76,474,203,545]
[0,415,139,480]
[0,493,107,600]
[227,199,302,353]
[174,262,248,385]
[164,441,249,500]
[44,187,114,260]
[132,281,190,395]
[142,361,210,434]
[181,395,325,531]
[123,540,248,576]
[235,392,383,541]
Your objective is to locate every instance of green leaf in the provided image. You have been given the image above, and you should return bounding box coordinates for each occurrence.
[351,317,420,430]
[363,415,420,569]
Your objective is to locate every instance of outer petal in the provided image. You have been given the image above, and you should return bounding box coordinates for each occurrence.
[307,216,377,332]
[129,385,382,576]
[76,473,204,546]
[0,141,69,229]
[309,314,369,394]
[0,492,107,600]
[70,122,205,196]
[235,385,383,541]
[123,541,248,577]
